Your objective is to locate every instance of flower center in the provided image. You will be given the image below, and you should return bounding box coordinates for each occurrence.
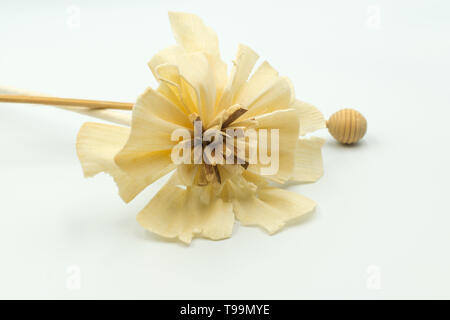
[188,104,250,186]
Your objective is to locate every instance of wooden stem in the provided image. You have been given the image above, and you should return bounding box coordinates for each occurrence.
[0,86,132,126]
[0,94,134,110]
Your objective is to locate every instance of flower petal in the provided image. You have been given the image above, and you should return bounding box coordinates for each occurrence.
[148,45,184,80]
[137,177,235,244]
[115,88,189,179]
[76,122,153,203]
[247,108,300,183]
[176,164,198,186]
[168,11,228,104]
[234,61,279,103]
[237,73,294,119]
[290,100,326,135]
[233,61,293,119]
[153,65,196,115]
[177,53,217,125]
[156,82,186,113]
[216,44,259,113]
[228,180,316,234]
[168,12,220,56]
[291,137,325,183]
[154,64,181,87]
[154,64,200,116]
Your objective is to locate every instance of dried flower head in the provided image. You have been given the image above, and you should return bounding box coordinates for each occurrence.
[76,12,326,243]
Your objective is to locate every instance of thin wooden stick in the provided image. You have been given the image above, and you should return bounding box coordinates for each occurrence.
[0,94,134,110]
[0,86,132,126]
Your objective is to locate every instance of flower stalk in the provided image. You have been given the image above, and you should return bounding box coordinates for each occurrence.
[0,94,133,110]
[0,86,132,126]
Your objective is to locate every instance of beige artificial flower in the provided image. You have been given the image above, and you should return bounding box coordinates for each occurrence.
[76,12,326,244]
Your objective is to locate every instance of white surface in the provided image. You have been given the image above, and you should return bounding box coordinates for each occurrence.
[1,0,449,299]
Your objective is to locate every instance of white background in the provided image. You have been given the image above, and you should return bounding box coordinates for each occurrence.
[1,0,449,299]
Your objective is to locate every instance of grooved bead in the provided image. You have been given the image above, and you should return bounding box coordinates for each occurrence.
[327,109,367,144]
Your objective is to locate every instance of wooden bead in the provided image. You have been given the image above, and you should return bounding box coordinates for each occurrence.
[327,109,367,144]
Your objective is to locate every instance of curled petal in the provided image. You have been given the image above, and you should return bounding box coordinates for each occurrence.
[177,53,217,125]
[148,45,184,80]
[156,65,201,116]
[153,65,196,115]
[137,176,235,244]
[290,100,326,135]
[76,122,152,203]
[156,82,187,114]
[154,64,181,87]
[291,137,325,183]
